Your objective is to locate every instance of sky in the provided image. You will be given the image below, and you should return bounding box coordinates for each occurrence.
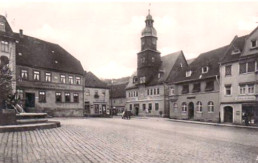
[1,0,258,79]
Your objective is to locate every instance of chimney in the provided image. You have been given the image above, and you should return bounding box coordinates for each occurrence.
[19,29,23,38]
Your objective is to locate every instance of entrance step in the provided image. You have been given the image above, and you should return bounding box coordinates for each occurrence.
[17,118,48,124]
[16,113,47,119]
[0,121,61,133]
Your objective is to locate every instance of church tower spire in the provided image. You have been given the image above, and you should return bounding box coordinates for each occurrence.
[137,10,161,85]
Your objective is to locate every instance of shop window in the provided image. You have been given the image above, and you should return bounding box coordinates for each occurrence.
[73,93,79,103]
[155,103,159,111]
[94,104,99,114]
[142,104,146,111]
[130,104,132,111]
[39,91,46,103]
[56,92,62,102]
[33,71,40,81]
[65,93,70,102]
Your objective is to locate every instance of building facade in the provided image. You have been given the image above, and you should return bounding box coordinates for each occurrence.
[84,72,110,116]
[169,46,229,122]
[1,15,85,116]
[110,82,128,114]
[220,28,258,125]
[126,12,188,117]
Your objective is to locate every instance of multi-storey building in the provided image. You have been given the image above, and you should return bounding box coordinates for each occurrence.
[220,27,258,125]
[126,12,188,117]
[1,15,85,116]
[170,46,229,122]
[84,71,110,116]
[110,82,128,114]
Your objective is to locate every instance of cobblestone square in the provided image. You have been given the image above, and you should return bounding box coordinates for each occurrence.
[1,117,258,163]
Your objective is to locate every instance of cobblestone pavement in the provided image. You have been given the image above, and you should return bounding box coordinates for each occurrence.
[1,117,258,163]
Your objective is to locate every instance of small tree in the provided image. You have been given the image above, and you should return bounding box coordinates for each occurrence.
[0,56,13,109]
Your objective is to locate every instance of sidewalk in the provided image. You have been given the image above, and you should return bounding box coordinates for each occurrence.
[167,118,258,130]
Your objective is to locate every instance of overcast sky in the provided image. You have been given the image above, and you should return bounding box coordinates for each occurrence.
[1,0,258,79]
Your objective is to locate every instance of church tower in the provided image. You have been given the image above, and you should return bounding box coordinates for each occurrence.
[137,11,161,85]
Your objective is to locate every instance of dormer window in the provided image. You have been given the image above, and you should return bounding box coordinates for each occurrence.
[186,70,192,77]
[251,40,257,48]
[202,66,209,74]
[231,48,240,55]
[0,22,5,32]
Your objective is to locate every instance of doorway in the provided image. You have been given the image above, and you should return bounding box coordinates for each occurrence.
[224,106,233,123]
[188,102,194,119]
[25,93,35,112]
[134,104,139,116]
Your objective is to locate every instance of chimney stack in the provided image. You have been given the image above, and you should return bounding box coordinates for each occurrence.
[19,29,23,38]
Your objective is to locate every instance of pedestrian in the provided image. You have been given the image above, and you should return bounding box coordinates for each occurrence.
[244,112,249,126]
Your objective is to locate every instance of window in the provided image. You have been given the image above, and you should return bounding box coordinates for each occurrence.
[155,103,159,111]
[148,103,152,112]
[39,91,46,103]
[130,104,132,111]
[33,71,40,81]
[196,101,202,112]
[142,104,146,111]
[21,70,28,79]
[158,73,161,79]
[186,70,192,77]
[0,22,5,31]
[182,85,189,94]
[133,76,138,83]
[251,40,257,48]
[45,72,51,82]
[136,91,138,97]
[152,57,155,62]
[202,66,209,74]
[192,83,201,93]
[16,89,24,100]
[56,92,62,102]
[239,85,246,95]
[73,93,79,103]
[1,41,9,52]
[94,90,99,98]
[60,75,66,83]
[157,88,160,94]
[205,81,214,92]
[182,102,187,112]
[239,63,247,74]
[247,61,255,72]
[154,88,156,95]
[231,48,241,55]
[68,76,74,84]
[248,84,254,94]
[225,65,232,76]
[128,92,131,97]
[170,87,175,95]
[140,77,146,84]
[75,77,81,85]
[141,57,145,63]
[94,104,99,114]
[150,89,153,95]
[208,101,214,112]
[173,103,178,112]
[225,85,231,96]
[85,89,90,96]
[65,93,70,102]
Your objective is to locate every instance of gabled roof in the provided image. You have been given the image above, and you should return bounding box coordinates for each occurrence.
[0,15,14,38]
[187,58,195,65]
[84,71,108,89]
[14,33,84,75]
[220,35,247,64]
[174,45,230,83]
[110,82,128,98]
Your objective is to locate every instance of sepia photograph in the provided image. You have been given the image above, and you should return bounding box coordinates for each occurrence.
[0,0,258,162]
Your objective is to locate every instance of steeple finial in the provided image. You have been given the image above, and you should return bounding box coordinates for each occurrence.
[148,3,151,15]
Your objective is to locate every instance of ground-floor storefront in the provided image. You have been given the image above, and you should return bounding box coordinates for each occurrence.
[220,102,258,125]
[126,99,164,116]
[84,101,109,116]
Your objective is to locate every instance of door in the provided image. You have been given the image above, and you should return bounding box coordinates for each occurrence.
[102,105,106,114]
[224,106,233,123]
[84,102,90,115]
[134,104,139,116]
[188,102,194,119]
[25,93,35,112]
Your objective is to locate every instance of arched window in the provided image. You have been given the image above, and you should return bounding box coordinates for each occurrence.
[208,101,214,112]
[173,103,178,112]
[182,102,187,112]
[197,101,202,112]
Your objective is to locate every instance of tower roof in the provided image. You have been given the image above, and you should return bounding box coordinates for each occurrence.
[141,12,157,37]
